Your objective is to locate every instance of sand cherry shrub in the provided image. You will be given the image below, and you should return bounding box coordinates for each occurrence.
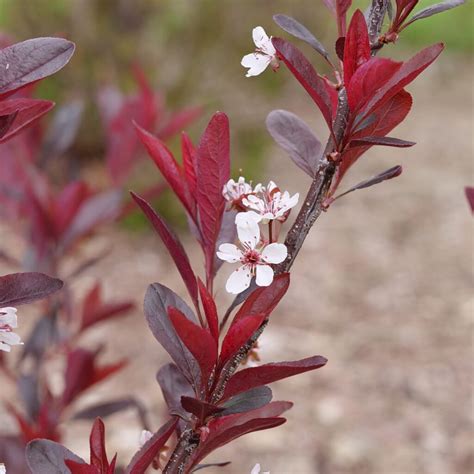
[0,0,466,473]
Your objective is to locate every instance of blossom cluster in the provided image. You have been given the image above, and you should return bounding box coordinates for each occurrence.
[217,177,298,294]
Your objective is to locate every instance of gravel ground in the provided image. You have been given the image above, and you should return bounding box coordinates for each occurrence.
[0,57,472,473]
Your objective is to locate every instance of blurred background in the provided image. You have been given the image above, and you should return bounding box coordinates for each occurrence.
[0,0,472,473]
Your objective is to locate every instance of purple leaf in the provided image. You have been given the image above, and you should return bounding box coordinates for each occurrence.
[406,0,465,26]
[0,37,75,97]
[144,283,201,388]
[273,14,329,59]
[156,363,194,418]
[0,272,63,306]
[72,397,144,421]
[346,165,403,192]
[192,462,232,472]
[60,190,122,250]
[219,386,273,416]
[266,109,322,178]
[349,136,415,148]
[40,99,84,160]
[26,439,86,474]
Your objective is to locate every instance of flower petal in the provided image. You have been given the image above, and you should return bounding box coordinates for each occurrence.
[0,307,17,327]
[236,214,261,249]
[255,264,274,287]
[226,265,252,294]
[236,211,262,226]
[252,27,276,56]
[261,243,287,264]
[217,243,243,263]
[0,331,22,345]
[241,53,272,77]
[0,341,11,352]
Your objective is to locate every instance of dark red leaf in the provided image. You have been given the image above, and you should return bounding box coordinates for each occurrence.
[0,272,63,306]
[335,36,345,61]
[90,418,109,471]
[181,131,197,197]
[363,43,444,117]
[233,273,290,324]
[65,461,98,474]
[343,10,371,85]
[157,106,202,141]
[347,57,402,112]
[104,77,156,184]
[219,314,266,367]
[349,136,415,148]
[131,192,198,305]
[196,112,230,280]
[198,278,219,343]
[331,90,412,193]
[169,307,217,382]
[144,283,201,388]
[0,98,54,143]
[53,181,90,237]
[0,110,17,139]
[181,396,224,422]
[0,37,75,97]
[272,37,334,129]
[191,402,292,465]
[62,348,126,406]
[222,356,328,401]
[134,122,194,217]
[125,418,178,474]
[80,283,134,331]
[465,187,474,213]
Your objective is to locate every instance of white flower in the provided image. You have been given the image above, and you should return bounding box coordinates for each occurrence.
[243,181,299,223]
[217,214,287,294]
[0,463,6,474]
[139,430,153,447]
[241,26,278,78]
[251,463,270,474]
[223,177,253,204]
[0,307,22,352]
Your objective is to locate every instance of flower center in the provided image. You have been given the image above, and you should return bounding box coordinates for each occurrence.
[242,249,261,266]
